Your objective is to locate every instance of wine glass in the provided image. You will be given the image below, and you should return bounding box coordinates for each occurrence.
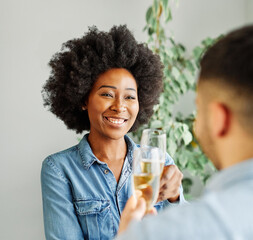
[132,146,161,211]
[141,129,166,174]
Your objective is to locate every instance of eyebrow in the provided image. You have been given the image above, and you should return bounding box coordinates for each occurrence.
[98,85,136,92]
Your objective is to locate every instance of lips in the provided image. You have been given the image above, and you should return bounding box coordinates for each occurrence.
[103,116,128,127]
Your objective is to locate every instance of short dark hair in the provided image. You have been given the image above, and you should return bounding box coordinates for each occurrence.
[199,25,253,132]
[42,25,163,133]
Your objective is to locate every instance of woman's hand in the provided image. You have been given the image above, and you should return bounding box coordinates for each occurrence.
[157,165,183,203]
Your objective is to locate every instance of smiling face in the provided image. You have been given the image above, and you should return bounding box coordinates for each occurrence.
[85,68,139,141]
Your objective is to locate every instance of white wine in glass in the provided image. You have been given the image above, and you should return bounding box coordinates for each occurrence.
[132,147,161,211]
[141,129,166,174]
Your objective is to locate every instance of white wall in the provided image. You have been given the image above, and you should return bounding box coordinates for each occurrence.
[0,0,250,239]
[245,0,253,23]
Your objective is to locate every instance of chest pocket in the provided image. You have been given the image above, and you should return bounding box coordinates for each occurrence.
[74,199,114,240]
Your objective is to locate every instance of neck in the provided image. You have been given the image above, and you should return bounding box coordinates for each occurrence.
[88,131,127,163]
[218,133,253,170]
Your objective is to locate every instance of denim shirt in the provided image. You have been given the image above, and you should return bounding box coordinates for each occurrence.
[41,134,185,240]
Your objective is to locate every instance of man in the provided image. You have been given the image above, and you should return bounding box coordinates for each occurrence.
[116,25,253,239]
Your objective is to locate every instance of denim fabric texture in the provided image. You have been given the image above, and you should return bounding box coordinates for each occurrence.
[116,158,253,240]
[41,134,185,240]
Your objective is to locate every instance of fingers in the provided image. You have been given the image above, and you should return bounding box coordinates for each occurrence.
[134,197,146,220]
[146,207,157,216]
[157,192,165,202]
[121,195,146,220]
[135,190,142,199]
[160,165,179,184]
[157,165,183,202]
[123,195,137,212]
[160,165,183,185]
[165,168,183,189]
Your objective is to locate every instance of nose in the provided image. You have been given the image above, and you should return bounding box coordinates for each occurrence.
[110,98,127,113]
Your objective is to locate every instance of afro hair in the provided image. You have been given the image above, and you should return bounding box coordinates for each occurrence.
[42,25,164,133]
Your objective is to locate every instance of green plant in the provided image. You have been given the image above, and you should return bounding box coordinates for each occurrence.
[130,0,218,198]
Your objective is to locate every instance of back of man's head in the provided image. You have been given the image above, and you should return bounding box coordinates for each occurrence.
[199,25,253,135]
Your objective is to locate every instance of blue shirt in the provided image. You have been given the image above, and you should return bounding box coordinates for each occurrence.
[41,134,185,240]
[116,158,253,240]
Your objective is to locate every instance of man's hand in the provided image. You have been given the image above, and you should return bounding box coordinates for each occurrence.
[157,165,183,203]
[117,194,157,236]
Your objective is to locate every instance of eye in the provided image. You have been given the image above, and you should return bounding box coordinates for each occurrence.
[100,93,113,98]
[125,95,136,100]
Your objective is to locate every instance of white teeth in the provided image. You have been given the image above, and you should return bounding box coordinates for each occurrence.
[107,118,125,124]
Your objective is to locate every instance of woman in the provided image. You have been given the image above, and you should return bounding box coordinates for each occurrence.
[41,25,184,240]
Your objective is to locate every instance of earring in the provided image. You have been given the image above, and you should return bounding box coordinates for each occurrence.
[82,106,86,111]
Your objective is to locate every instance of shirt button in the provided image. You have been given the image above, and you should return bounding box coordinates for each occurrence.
[104,169,109,174]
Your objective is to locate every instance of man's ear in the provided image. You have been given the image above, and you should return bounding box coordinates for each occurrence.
[209,102,230,138]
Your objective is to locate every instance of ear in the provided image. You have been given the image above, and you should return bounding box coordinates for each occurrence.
[82,103,87,111]
[82,100,88,111]
[209,102,230,138]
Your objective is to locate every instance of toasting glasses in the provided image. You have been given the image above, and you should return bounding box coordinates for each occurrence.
[132,129,166,210]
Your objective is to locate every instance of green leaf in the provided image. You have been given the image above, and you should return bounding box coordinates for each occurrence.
[178,75,187,93]
[165,7,172,23]
[202,37,214,47]
[182,177,193,194]
[151,17,157,32]
[167,138,177,156]
[187,161,197,173]
[158,29,166,43]
[171,47,179,59]
[182,123,188,132]
[183,131,193,145]
[185,60,196,73]
[150,120,162,128]
[146,7,153,23]
[153,0,159,15]
[193,46,203,60]
[159,94,165,105]
[184,70,195,85]
[178,152,189,168]
[162,0,169,10]
[178,43,185,52]
[171,80,181,94]
[171,66,180,79]
[148,27,154,35]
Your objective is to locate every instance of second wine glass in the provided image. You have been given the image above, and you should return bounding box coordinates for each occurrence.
[141,129,166,174]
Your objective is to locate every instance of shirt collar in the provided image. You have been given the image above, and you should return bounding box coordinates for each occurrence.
[78,133,137,170]
[205,158,253,192]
